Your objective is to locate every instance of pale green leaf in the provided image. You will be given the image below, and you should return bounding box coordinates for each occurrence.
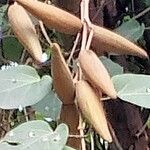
[0,65,52,109]
[53,124,69,150]
[33,91,62,121]
[100,56,123,77]
[112,74,150,108]
[0,121,69,150]
[115,19,145,42]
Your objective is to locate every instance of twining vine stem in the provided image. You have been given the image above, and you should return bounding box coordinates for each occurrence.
[67,33,81,65]
[77,1,95,149]
[133,6,150,19]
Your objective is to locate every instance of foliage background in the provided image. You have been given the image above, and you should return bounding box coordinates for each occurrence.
[0,0,149,150]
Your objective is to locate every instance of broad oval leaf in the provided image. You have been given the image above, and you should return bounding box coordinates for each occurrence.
[0,121,69,150]
[112,74,150,108]
[0,65,52,109]
[33,91,62,121]
[115,19,145,42]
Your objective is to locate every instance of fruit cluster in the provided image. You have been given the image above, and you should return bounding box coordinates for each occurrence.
[8,0,148,143]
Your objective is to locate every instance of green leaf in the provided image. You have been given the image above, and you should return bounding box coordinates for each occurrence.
[100,56,123,77]
[0,121,69,150]
[2,36,24,62]
[35,112,45,120]
[0,6,9,34]
[33,91,62,121]
[54,124,69,149]
[123,15,131,22]
[115,19,145,42]
[0,65,52,109]
[0,4,8,25]
[112,74,150,108]
[144,0,150,6]
[126,62,140,73]
[0,120,53,150]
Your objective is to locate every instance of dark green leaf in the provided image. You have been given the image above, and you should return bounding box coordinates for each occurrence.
[144,0,150,6]
[3,36,23,62]
[0,0,7,5]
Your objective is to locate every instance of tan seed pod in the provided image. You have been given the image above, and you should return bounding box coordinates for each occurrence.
[8,3,42,63]
[92,25,148,58]
[79,50,117,99]
[51,43,75,104]
[16,0,148,58]
[16,0,82,35]
[76,80,112,142]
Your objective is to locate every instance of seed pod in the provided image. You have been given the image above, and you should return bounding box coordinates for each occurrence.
[79,50,117,99]
[92,25,148,58]
[16,0,82,35]
[76,80,112,142]
[8,3,42,63]
[51,43,75,104]
[16,0,148,58]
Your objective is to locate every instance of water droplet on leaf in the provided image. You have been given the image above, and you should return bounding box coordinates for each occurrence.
[42,136,49,142]
[146,88,150,93]
[12,79,17,83]
[29,131,35,137]
[53,133,60,142]
[45,106,49,111]
[9,131,14,137]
